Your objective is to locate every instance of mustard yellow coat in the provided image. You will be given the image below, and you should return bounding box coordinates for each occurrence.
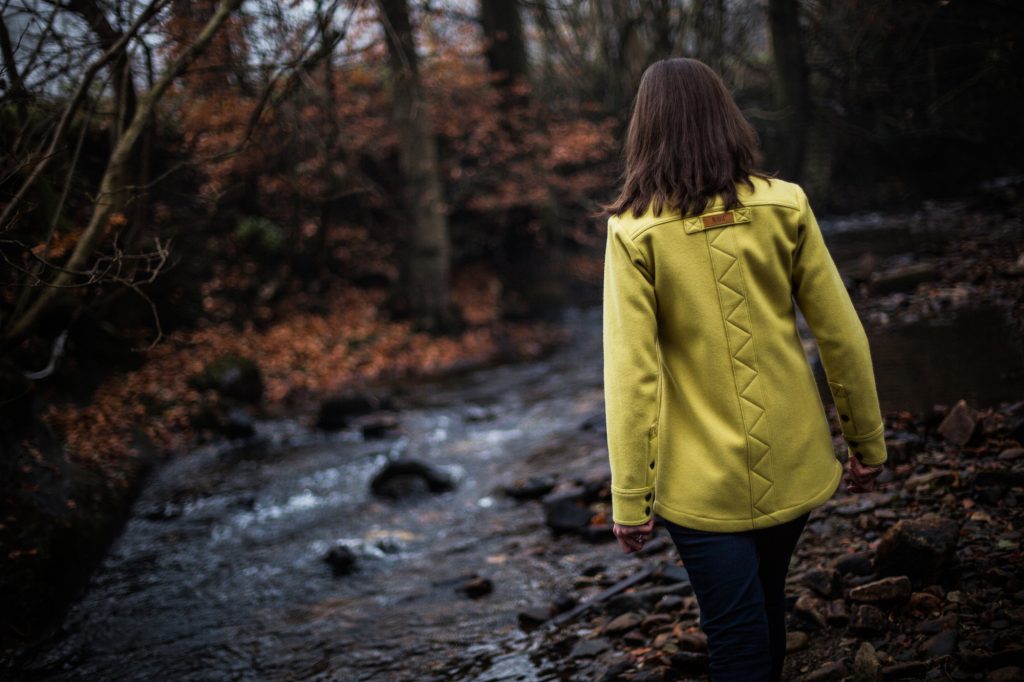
[602,176,888,532]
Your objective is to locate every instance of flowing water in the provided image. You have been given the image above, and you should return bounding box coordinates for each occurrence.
[16,219,1023,681]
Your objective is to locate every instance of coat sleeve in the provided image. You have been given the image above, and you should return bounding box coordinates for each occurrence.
[603,215,662,525]
[791,186,888,466]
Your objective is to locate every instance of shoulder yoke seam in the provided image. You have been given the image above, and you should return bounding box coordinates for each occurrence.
[626,198,802,240]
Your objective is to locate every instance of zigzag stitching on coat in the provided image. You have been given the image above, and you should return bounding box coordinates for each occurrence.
[707,227,777,519]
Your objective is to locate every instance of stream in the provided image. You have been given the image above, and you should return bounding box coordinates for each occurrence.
[17,220,1024,681]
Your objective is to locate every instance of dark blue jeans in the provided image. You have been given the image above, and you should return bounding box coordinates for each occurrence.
[656,511,811,682]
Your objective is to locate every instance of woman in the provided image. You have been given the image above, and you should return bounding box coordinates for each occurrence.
[600,58,887,682]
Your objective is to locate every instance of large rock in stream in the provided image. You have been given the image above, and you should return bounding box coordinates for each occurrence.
[370,459,455,500]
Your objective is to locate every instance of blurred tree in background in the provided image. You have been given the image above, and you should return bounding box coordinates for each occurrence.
[0,0,1020,440]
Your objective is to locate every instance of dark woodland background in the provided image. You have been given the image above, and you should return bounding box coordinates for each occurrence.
[2,1,1023,680]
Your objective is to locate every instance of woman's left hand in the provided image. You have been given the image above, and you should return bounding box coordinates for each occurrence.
[613,517,655,554]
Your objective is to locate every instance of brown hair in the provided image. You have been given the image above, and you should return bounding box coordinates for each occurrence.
[598,58,775,220]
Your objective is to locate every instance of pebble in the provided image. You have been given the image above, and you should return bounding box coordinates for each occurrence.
[570,636,610,659]
[602,611,643,635]
[786,630,809,652]
[918,630,957,658]
[850,604,889,636]
[852,641,882,682]
[794,593,828,630]
[798,661,848,681]
[848,575,912,603]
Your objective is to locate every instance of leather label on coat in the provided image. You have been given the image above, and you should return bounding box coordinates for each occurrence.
[703,211,736,228]
[683,207,752,234]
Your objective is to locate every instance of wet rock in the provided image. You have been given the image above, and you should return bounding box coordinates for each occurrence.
[579,474,613,503]
[316,390,394,430]
[884,432,924,464]
[794,593,828,630]
[659,563,691,584]
[359,413,400,439]
[655,594,684,614]
[873,513,960,588]
[907,591,944,617]
[504,474,558,500]
[579,523,614,543]
[965,647,1024,670]
[973,469,1024,504]
[552,594,577,613]
[669,651,709,674]
[786,630,809,652]
[826,598,850,626]
[570,636,610,659]
[652,631,675,651]
[849,576,912,604]
[632,535,671,554]
[579,412,606,432]
[641,613,673,630]
[517,606,552,629]
[881,661,929,680]
[142,502,183,521]
[602,611,643,635]
[869,261,940,294]
[916,613,958,634]
[621,630,647,647]
[457,575,493,599]
[997,447,1024,461]
[937,399,980,446]
[835,492,893,516]
[850,604,889,636]
[801,567,840,598]
[677,631,707,652]
[831,550,875,577]
[190,354,264,404]
[852,641,882,682]
[370,459,455,500]
[223,407,256,438]
[904,469,955,492]
[604,592,646,616]
[324,544,356,576]
[542,490,595,535]
[605,583,692,616]
[598,660,632,682]
[798,661,848,681]
[629,667,664,682]
[919,629,957,658]
[190,401,256,438]
[464,404,498,422]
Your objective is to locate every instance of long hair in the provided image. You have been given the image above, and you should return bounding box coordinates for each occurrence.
[598,58,775,220]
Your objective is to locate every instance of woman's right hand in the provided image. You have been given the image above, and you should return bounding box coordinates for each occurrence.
[844,453,884,493]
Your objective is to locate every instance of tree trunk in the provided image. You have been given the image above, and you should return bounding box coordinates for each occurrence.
[768,0,810,182]
[377,0,459,334]
[479,0,528,98]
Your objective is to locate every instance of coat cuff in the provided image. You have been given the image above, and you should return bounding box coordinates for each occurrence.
[842,422,887,466]
[610,484,655,525]
[828,380,888,466]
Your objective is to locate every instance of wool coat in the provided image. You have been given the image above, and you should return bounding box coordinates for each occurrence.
[602,175,888,532]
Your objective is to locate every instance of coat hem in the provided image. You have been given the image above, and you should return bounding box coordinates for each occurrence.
[652,456,843,532]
